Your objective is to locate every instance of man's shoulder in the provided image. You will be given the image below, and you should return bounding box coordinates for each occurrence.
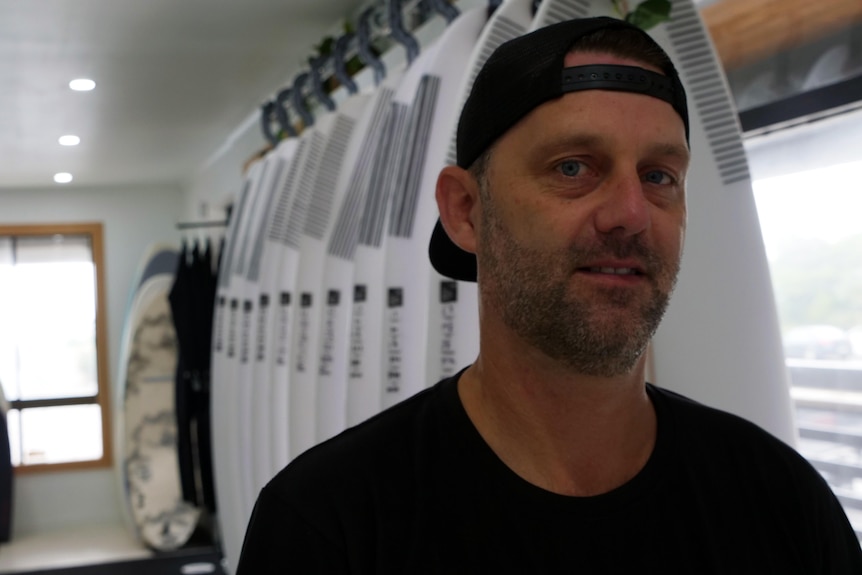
[265,378,452,501]
[651,384,820,482]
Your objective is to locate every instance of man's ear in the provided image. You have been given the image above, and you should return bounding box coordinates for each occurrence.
[435,165,480,255]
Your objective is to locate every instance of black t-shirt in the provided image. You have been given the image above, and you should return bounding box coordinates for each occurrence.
[236,373,862,574]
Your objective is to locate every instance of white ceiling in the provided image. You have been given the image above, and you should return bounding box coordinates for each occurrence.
[0,0,367,190]
[0,0,731,192]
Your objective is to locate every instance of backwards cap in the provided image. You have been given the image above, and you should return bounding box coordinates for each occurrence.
[429,16,689,282]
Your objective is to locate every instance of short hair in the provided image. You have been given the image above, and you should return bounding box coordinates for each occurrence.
[566,27,676,77]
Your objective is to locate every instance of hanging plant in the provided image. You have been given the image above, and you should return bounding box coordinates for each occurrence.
[307,21,371,95]
[611,0,672,31]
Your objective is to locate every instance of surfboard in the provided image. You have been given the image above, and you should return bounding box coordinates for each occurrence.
[288,94,370,455]
[232,144,293,519]
[402,5,495,392]
[209,160,266,570]
[344,68,409,427]
[115,243,181,541]
[380,1,537,412]
[116,246,200,551]
[0,384,11,543]
[524,0,794,444]
[375,37,448,411]
[314,85,395,444]
[245,138,299,503]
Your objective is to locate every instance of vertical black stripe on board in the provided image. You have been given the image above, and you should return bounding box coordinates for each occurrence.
[234,160,271,276]
[390,74,440,239]
[532,0,590,27]
[445,15,528,167]
[328,89,394,260]
[247,158,287,282]
[359,100,407,247]
[666,0,751,185]
[304,114,357,240]
[285,131,327,249]
[268,138,309,245]
[217,177,252,289]
[359,102,409,248]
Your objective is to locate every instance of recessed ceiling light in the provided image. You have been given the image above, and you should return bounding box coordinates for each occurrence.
[54,172,73,184]
[59,135,81,146]
[69,78,96,91]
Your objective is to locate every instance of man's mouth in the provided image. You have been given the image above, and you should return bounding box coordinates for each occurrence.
[583,267,643,276]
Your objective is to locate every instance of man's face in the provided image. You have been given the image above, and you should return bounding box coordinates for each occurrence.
[475,52,689,377]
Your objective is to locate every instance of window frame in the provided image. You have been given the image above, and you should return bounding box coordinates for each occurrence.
[0,222,112,474]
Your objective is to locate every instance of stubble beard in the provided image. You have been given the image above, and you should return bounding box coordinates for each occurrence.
[477,190,680,378]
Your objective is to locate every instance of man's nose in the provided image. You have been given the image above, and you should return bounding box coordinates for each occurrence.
[592,171,651,237]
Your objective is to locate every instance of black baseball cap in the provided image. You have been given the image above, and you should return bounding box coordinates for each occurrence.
[429,16,689,282]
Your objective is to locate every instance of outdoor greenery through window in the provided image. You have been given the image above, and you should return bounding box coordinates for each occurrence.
[0,223,111,472]
[748,106,862,537]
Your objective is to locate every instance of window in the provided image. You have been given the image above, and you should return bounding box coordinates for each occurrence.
[748,107,862,538]
[0,223,111,472]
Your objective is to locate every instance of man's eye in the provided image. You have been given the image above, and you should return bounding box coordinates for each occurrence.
[558,160,582,177]
[644,170,672,185]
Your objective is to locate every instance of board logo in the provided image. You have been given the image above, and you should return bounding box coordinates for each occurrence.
[280,292,291,306]
[328,290,340,306]
[440,281,458,303]
[354,284,367,303]
[301,293,313,308]
[388,287,404,308]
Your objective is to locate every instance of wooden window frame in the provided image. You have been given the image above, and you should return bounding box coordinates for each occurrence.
[1,223,112,474]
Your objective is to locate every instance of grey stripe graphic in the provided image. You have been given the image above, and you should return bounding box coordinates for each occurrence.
[285,131,327,248]
[268,138,309,244]
[217,177,252,289]
[304,114,357,240]
[359,102,409,248]
[247,158,287,281]
[666,0,751,185]
[234,160,271,276]
[328,88,395,260]
[532,0,590,27]
[445,15,527,167]
[389,74,440,239]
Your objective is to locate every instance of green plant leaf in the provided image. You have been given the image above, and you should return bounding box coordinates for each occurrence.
[625,0,672,30]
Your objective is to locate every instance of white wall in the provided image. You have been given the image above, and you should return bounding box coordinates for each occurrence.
[0,183,183,536]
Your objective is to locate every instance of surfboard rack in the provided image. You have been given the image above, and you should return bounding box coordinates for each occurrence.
[275,88,299,138]
[259,0,456,144]
[176,220,229,230]
[259,101,281,146]
[333,33,360,95]
[310,54,337,112]
[357,7,387,86]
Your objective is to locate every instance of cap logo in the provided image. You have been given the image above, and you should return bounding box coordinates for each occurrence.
[561,64,677,109]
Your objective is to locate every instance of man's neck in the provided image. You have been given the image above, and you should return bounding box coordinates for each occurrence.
[457,345,657,497]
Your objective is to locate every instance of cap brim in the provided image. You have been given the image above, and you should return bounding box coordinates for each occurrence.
[429,219,477,282]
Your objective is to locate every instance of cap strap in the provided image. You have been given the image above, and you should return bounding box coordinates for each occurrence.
[561,64,676,108]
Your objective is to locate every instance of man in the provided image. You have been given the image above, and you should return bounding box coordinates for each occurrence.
[237,17,862,573]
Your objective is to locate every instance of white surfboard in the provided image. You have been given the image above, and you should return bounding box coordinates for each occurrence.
[381,1,536,411]
[264,120,332,477]
[233,143,295,518]
[246,138,300,498]
[404,6,492,390]
[288,94,370,456]
[526,0,794,444]
[315,85,395,443]
[115,245,183,546]
[116,247,200,551]
[216,125,320,571]
[260,134,315,478]
[345,68,410,427]
[210,159,267,571]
